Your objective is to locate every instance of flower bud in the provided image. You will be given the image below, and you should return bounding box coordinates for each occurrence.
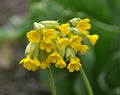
[40,20,59,28]
[66,47,76,58]
[34,22,45,30]
[25,43,36,55]
[69,18,80,26]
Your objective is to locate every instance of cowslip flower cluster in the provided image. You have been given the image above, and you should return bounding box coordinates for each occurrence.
[19,18,99,72]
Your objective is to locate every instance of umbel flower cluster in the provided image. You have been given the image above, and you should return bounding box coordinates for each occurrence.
[19,18,99,72]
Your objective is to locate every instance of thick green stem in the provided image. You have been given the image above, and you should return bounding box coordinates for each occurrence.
[80,67,94,95]
[47,68,57,95]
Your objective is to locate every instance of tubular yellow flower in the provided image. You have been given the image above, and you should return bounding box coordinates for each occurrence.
[55,59,66,69]
[19,54,33,65]
[23,62,38,71]
[87,34,99,45]
[57,38,68,50]
[40,40,55,52]
[67,57,82,72]
[58,23,70,36]
[70,35,82,50]
[40,60,50,69]
[19,55,40,71]
[79,45,89,54]
[70,35,82,46]
[43,29,57,40]
[27,30,41,43]
[47,51,62,63]
[77,18,91,34]
[33,57,41,66]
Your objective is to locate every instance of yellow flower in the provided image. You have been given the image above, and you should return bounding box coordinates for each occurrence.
[27,30,41,43]
[77,18,91,34]
[58,23,70,36]
[43,29,57,40]
[70,35,82,50]
[33,57,41,66]
[57,38,68,50]
[87,34,99,45]
[67,57,82,72]
[40,60,50,69]
[79,45,89,54]
[40,40,55,52]
[19,55,40,71]
[55,59,66,69]
[47,51,62,63]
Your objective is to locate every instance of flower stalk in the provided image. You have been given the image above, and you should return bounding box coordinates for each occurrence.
[47,68,57,95]
[80,67,94,95]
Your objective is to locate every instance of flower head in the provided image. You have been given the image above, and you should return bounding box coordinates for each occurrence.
[27,30,41,43]
[67,57,82,72]
[77,18,91,34]
[20,18,99,72]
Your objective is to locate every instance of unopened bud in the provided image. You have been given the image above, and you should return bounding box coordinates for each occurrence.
[40,20,59,28]
[34,22,45,30]
[69,18,81,26]
[25,43,36,55]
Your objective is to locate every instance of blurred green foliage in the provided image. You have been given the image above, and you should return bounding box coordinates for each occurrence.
[0,0,120,95]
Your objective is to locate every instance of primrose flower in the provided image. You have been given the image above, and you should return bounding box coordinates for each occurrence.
[19,55,40,71]
[57,38,68,50]
[58,23,70,36]
[77,18,91,34]
[40,40,55,52]
[33,57,41,67]
[55,59,66,69]
[87,34,99,45]
[79,45,89,54]
[70,35,82,50]
[43,28,57,40]
[27,30,41,43]
[47,51,62,63]
[40,60,50,69]
[67,57,82,72]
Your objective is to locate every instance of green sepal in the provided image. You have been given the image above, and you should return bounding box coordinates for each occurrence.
[40,20,60,28]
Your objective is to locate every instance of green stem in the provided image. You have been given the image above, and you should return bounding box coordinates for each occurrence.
[80,67,94,95]
[47,68,57,95]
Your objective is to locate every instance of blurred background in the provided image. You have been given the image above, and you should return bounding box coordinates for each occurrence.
[0,0,120,95]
